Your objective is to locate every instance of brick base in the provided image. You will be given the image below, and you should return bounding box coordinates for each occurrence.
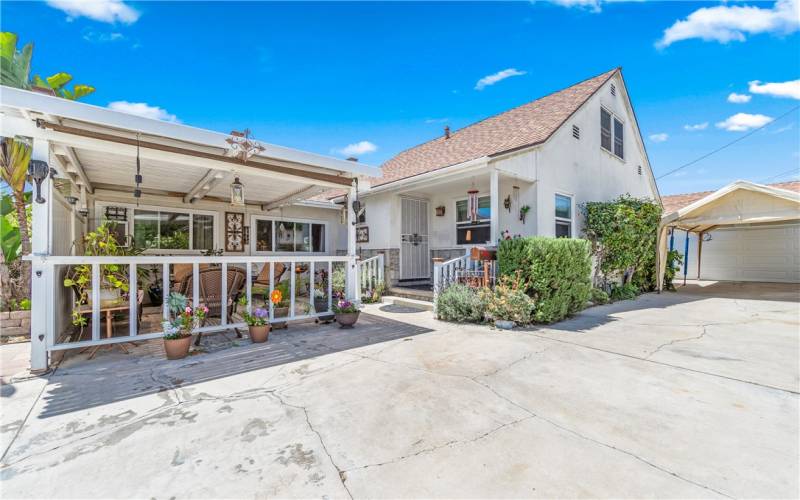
[1,309,31,338]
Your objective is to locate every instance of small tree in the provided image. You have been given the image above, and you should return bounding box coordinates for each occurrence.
[581,195,662,291]
[0,137,33,299]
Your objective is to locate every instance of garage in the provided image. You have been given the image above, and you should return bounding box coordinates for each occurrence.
[657,180,800,289]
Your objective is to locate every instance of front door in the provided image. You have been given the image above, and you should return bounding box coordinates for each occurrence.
[400,197,430,280]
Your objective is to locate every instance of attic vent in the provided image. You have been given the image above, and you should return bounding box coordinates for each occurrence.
[610,83,616,96]
[572,125,580,139]
[637,165,642,176]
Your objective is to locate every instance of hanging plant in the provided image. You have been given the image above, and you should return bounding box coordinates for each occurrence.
[519,205,531,223]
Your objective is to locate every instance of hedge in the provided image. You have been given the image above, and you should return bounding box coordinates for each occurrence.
[497,237,592,323]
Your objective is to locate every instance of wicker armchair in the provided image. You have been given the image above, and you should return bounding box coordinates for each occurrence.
[179,267,247,345]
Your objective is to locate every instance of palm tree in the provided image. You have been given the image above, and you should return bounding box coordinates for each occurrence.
[0,137,33,297]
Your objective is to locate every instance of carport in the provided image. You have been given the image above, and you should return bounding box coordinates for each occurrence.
[657,180,800,291]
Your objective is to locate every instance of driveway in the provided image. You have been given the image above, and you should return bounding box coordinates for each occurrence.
[1,282,798,498]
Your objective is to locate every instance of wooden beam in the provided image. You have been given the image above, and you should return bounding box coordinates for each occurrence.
[38,120,352,188]
[261,185,324,211]
[93,182,271,208]
[183,169,227,204]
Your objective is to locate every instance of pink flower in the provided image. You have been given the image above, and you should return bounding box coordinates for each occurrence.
[201,306,209,313]
[185,306,192,314]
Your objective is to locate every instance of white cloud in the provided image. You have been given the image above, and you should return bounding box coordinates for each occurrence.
[108,101,179,122]
[46,0,140,24]
[748,79,800,100]
[82,30,125,43]
[333,141,377,157]
[656,0,799,48]
[727,92,752,104]
[475,68,527,91]
[683,122,709,131]
[649,133,669,143]
[546,0,601,13]
[715,112,773,131]
[425,118,449,124]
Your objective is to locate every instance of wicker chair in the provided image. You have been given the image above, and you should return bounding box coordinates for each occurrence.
[179,266,247,345]
[254,262,287,287]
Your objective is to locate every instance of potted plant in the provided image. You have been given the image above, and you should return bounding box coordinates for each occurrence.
[332,299,361,328]
[519,205,531,224]
[270,285,290,328]
[238,296,270,343]
[161,292,207,359]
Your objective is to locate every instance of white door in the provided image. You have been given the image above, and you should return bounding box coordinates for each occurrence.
[679,223,800,283]
[400,197,430,280]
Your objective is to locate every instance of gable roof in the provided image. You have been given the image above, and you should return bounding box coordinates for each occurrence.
[661,181,800,213]
[375,68,620,186]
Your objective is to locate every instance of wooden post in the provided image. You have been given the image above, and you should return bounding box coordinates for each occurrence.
[697,231,704,280]
[29,137,52,372]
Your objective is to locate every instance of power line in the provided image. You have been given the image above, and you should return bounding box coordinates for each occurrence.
[759,167,800,184]
[656,105,800,180]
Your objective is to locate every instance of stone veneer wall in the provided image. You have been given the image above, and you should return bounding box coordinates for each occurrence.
[358,248,400,286]
[1,310,31,339]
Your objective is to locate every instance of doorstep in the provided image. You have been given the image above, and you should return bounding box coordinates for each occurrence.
[386,286,434,303]
[382,296,435,312]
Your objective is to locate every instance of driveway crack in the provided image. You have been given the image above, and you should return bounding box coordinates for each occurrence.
[646,325,710,359]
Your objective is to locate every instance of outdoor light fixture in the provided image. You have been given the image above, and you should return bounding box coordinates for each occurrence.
[133,134,142,203]
[28,159,49,204]
[78,207,89,218]
[224,129,265,162]
[230,175,245,206]
[65,195,78,205]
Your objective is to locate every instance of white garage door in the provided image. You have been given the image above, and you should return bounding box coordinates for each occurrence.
[685,223,800,283]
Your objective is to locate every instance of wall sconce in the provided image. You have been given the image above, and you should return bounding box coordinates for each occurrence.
[435,206,446,216]
[77,207,89,218]
[65,195,78,205]
[28,160,49,204]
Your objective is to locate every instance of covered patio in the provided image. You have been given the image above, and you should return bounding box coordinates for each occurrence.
[0,86,381,372]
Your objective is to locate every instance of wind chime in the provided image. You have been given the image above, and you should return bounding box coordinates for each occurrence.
[465,183,480,243]
[133,134,142,205]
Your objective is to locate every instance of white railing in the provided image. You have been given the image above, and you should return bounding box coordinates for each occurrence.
[358,254,384,294]
[432,251,496,302]
[29,255,355,351]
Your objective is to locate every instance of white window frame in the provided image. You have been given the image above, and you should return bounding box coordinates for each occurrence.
[600,106,624,161]
[250,214,329,255]
[454,194,492,246]
[95,201,219,254]
[554,192,573,238]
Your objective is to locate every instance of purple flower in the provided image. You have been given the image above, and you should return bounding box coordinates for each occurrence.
[253,308,269,319]
[338,299,352,309]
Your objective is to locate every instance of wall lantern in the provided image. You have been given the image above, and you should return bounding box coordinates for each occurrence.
[65,195,78,205]
[230,176,245,206]
[435,206,446,217]
[28,159,49,204]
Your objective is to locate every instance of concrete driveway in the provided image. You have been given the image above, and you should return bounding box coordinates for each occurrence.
[1,282,798,498]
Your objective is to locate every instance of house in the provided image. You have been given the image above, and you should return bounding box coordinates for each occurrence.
[1,85,381,372]
[658,180,800,286]
[342,68,660,290]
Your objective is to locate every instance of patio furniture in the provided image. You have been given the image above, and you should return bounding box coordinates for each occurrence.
[77,290,144,358]
[253,262,287,286]
[179,267,247,345]
[172,263,211,294]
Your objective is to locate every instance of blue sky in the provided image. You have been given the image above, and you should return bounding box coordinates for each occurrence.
[2,1,798,195]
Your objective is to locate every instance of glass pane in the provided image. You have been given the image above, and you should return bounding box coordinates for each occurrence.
[614,118,624,158]
[312,224,325,252]
[192,214,214,251]
[457,225,491,245]
[555,195,571,219]
[273,261,291,320]
[456,200,468,223]
[477,196,491,220]
[255,220,273,252]
[294,262,311,316]
[313,264,330,313]
[556,221,571,238]
[134,210,159,249]
[276,221,294,252]
[295,223,311,252]
[159,212,190,249]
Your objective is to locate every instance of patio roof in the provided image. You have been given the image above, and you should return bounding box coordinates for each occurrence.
[0,86,380,208]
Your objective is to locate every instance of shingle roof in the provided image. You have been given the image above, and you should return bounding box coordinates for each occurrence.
[376,68,619,186]
[661,181,800,213]
[312,67,620,202]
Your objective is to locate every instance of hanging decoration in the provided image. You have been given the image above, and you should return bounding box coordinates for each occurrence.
[133,134,142,205]
[224,129,265,163]
[467,189,479,223]
[230,173,245,206]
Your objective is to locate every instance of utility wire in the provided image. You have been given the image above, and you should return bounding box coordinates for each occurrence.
[656,105,800,180]
[759,167,800,184]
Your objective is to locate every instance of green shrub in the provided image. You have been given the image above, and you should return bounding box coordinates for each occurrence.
[589,288,609,305]
[498,237,592,323]
[479,273,535,324]
[663,249,683,291]
[610,283,638,301]
[436,284,486,323]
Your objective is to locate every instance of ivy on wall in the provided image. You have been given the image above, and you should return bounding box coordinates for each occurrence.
[581,195,662,291]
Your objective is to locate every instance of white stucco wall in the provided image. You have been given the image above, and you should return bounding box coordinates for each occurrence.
[534,73,658,238]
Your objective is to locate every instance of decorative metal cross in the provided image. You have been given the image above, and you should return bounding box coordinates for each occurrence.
[224,129,265,163]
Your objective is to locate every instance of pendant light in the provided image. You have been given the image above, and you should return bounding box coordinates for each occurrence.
[230,172,245,206]
[133,133,142,205]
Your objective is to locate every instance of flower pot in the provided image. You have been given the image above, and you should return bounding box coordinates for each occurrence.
[88,287,122,308]
[248,324,270,343]
[164,335,192,360]
[314,298,329,314]
[494,320,516,330]
[272,306,289,329]
[335,311,360,329]
[147,285,163,305]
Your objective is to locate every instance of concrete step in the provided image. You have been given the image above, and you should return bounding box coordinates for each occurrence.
[382,296,435,312]
[387,286,434,303]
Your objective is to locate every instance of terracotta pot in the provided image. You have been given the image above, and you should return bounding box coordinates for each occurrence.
[248,324,270,343]
[164,335,192,360]
[335,311,360,329]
